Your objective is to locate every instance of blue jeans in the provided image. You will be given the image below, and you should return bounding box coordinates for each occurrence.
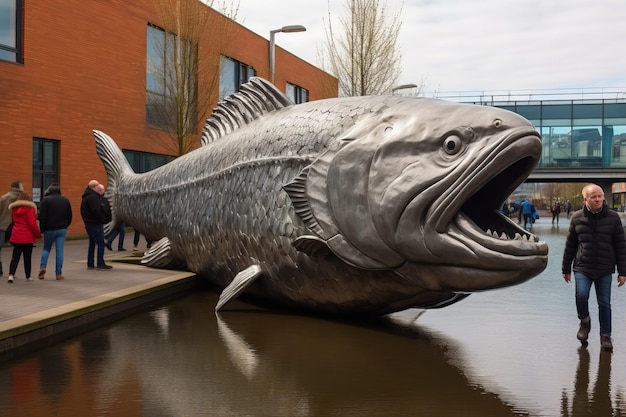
[85,223,106,267]
[106,222,125,249]
[523,214,532,227]
[40,228,67,275]
[574,272,612,336]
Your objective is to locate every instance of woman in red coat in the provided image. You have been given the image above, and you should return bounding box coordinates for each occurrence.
[7,191,42,283]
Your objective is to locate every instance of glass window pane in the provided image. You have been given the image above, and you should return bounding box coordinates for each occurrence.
[515,105,540,120]
[573,104,602,119]
[286,82,295,102]
[611,125,626,167]
[32,139,43,170]
[43,141,56,171]
[219,56,236,99]
[0,0,17,47]
[605,104,626,119]
[146,26,165,94]
[0,49,14,61]
[542,104,571,119]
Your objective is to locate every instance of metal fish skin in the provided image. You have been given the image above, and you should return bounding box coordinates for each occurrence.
[94,77,548,316]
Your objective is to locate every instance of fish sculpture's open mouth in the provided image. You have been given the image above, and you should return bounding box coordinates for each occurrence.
[427,127,548,279]
[456,147,541,248]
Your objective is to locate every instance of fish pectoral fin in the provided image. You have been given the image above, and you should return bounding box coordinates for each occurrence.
[292,235,333,258]
[215,265,263,312]
[140,237,187,270]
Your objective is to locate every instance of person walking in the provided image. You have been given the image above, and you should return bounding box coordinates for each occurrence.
[38,183,72,280]
[7,191,42,283]
[132,227,153,251]
[562,183,626,352]
[551,201,561,224]
[106,221,126,252]
[80,180,112,270]
[566,200,572,218]
[0,181,24,277]
[521,198,536,230]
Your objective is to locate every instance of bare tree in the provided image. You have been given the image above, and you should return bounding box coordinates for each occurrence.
[321,0,402,96]
[147,0,239,156]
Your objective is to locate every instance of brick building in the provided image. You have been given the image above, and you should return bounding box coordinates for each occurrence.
[0,0,338,235]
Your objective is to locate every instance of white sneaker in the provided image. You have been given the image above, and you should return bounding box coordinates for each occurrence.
[8,275,14,283]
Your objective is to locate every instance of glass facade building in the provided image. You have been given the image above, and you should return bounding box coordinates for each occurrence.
[496,100,626,169]
[434,89,626,171]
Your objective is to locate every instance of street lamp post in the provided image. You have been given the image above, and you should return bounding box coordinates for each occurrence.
[391,83,418,95]
[269,25,306,85]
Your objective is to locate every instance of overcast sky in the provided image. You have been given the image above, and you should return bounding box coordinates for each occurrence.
[236,0,626,95]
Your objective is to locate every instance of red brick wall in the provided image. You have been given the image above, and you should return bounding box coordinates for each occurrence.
[0,0,337,235]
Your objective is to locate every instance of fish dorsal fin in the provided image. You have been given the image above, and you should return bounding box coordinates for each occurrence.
[201,77,294,146]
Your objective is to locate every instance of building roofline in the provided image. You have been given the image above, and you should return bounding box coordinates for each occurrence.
[422,87,626,104]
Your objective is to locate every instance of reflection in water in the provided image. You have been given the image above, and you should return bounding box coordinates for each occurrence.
[0,217,626,416]
[0,295,524,417]
[561,350,625,417]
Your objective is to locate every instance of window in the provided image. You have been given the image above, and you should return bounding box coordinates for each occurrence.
[219,56,255,100]
[123,149,174,173]
[286,82,308,104]
[146,24,197,131]
[32,139,59,203]
[0,0,22,63]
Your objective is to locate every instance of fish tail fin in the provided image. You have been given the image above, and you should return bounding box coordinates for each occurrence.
[93,130,134,230]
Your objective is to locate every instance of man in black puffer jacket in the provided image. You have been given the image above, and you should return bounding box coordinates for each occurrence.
[562,183,626,352]
[80,180,112,270]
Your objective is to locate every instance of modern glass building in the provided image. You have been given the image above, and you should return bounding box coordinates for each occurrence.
[432,89,626,170]
[496,99,626,170]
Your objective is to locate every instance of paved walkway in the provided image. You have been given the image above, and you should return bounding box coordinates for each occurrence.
[0,232,197,359]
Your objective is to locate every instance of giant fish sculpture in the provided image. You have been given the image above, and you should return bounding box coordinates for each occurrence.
[94,77,548,316]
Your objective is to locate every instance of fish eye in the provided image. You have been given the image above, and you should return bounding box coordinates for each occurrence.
[493,119,502,128]
[443,135,463,155]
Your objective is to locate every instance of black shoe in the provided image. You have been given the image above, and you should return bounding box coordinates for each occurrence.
[118,248,127,252]
[577,319,591,341]
[96,264,113,270]
[105,243,113,251]
[601,335,613,352]
[87,265,95,270]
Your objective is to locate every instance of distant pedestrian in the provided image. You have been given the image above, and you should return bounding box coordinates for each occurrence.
[133,227,153,251]
[566,200,572,218]
[106,221,127,252]
[38,183,73,280]
[521,198,536,230]
[80,180,112,270]
[7,191,42,283]
[551,201,561,224]
[562,183,626,352]
[0,181,24,276]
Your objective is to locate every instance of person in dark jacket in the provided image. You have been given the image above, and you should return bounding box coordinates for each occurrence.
[38,183,72,280]
[80,180,112,270]
[562,183,626,352]
[7,191,42,283]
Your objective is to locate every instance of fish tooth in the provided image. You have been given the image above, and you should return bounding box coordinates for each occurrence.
[486,229,492,235]
[514,233,523,240]
[500,232,508,240]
